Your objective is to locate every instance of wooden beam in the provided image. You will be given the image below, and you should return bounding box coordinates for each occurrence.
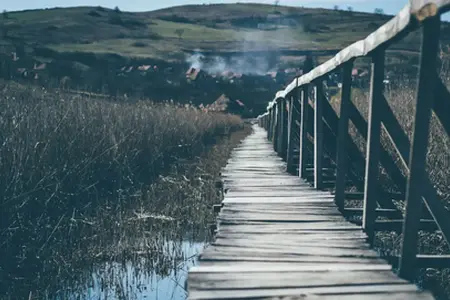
[277,99,284,154]
[390,255,450,269]
[314,83,324,190]
[334,61,353,209]
[349,102,407,193]
[299,86,309,178]
[273,102,280,152]
[363,50,385,243]
[286,91,297,174]
[343,208,400,219]
[281,97,289,161]
[322,99,402,216]
[399,16,441,280]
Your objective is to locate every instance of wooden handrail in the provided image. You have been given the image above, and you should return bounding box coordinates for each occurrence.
[257,0,450,282]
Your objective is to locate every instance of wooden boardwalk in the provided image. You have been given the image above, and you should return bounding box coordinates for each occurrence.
[187,125,433,300]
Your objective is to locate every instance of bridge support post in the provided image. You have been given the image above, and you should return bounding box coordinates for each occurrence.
[334,61,354,209]
[298,86,309,179]
[268,107,274,141]
[399,16,441,280]
[281,98,289,161]
[314,83,324,190]
[363,50,385,243]
[272,105,279,151]
[286,93,297,174]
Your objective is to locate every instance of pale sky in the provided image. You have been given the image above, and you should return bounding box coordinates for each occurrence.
[1,0,408,15]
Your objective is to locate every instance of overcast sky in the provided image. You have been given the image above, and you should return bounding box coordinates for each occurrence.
[2,0,408,15]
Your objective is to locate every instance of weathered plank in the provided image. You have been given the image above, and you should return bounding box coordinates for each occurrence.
[188,125,433,300]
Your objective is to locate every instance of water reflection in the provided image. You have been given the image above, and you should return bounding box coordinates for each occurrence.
[56,241,204,300]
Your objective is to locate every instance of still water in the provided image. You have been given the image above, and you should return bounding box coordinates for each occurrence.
[54,241,205,300]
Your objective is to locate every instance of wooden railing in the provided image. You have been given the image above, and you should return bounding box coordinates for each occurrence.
[258,0,450,280]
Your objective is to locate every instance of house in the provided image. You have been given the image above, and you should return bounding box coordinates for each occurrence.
[33,63,47,70]
[137,65,151,71]
[206,94,230,112]
[206,95,247,114]
[186,67,202,81]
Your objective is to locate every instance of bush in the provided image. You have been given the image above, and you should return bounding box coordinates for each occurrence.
[108,14,123,26]
[131,41,148,48]
[88,10,102,17]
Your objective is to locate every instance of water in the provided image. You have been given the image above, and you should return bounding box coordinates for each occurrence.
[55,241,205,300]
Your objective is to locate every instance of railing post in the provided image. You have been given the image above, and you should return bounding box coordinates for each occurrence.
[272,103,279,151]
[314,82,324,190]
[399,16,440,280]
[268,107,273,141]
[286,93,296,174]
[334,62,354,209]
[281,98,289,161]
[276,99,283,154]
[298,85,309,178]
[363,49,385,243]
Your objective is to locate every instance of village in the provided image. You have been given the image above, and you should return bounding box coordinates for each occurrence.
[0,46,403,116]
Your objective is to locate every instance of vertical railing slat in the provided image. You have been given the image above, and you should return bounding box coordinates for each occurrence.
[334,61,354,209]
[399,16,441,279]
[314,83,324,190]
[286,94,296,174]
[363,50,385,243]
[299,86,309,178]
[273,103,279,151]
[281,98,289,161]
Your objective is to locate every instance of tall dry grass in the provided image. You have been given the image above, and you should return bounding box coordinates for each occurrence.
[0,80,244,297]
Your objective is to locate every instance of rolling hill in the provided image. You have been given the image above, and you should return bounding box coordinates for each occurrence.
[0,3,448,115]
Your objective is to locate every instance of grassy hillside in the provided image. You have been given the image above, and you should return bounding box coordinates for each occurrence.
[1,3,449,116]
[1,4,441,61]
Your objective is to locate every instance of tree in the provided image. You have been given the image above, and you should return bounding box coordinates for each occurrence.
[174,28,185,40]
[347,6,353,12]
[274,0,280,6]
[114,6,121,13]
[374,8,384,15]
[333,5,339,11]
[2,10,8,19]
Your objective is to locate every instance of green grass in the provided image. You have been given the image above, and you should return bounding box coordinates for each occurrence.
[1,3,437,61]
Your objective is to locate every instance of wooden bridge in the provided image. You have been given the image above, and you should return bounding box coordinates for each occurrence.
[187,1,450,299]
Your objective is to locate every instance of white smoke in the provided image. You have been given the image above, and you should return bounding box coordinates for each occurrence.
[185,51,274,76]
[185,13,301,76]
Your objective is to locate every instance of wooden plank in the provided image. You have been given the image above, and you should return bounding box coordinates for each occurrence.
[189,284,420,300]
[399,16,441,280]
[314,83,324,189]
[203,246,379,258]
[189,263,392,273]
[334,61,353,209]
[363,50,385,243]
[188,125,430,300]
[223,198,335,204]
[211,239,370,250]
[189,270,408,290]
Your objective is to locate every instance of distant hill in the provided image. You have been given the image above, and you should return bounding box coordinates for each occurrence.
[1,4,449,116]
[1,4,443,62]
